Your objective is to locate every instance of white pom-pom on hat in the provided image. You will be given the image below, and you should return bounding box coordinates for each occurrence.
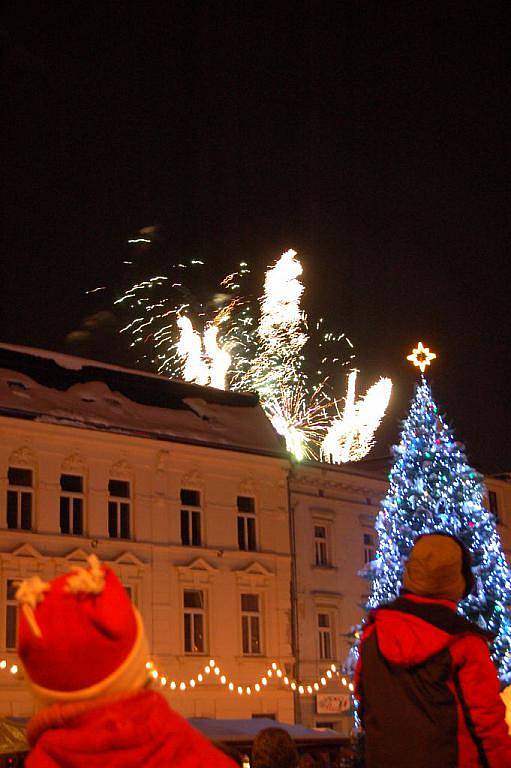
[66,554,105,595]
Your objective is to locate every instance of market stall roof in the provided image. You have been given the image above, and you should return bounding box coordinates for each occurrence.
[0,718,29,755]
[0,344,287,459]
[0,715,345,756]
[189,717,345,747]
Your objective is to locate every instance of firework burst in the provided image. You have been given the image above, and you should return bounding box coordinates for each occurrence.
[263,382,334,461]
[111,249,391,461]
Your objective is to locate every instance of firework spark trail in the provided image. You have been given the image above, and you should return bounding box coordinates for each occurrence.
[214,263,257,390]
[241,249,308,403]
[116,262,209,375]
[258,249,304,340]
[321,371,393,463]
[264,381,337,461]
[323,369,358,462]
[176,316,209,385]
[351,376,392,459]
[203,324,232,390]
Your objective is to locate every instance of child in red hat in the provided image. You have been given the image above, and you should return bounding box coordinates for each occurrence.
[16,555,237,767]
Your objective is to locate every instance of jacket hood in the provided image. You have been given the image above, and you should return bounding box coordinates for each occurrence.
[372,607,453,667]
[26,690,236,768]
[369,595,491,669]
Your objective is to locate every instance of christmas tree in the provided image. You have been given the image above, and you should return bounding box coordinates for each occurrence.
[368,374,511,680]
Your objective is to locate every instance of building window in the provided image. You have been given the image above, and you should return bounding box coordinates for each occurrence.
[314,524,329,566]
[183,589,206,653]
[180,489,202,546]
[488,491,499,521]
[363,532,376,564]
[123,584,138,606]
[237,496,256,551]
[108,479,131,539]
[318,611,334,660]
[241,593,262,655]
[5,580,18,651]
[60,474,84,535]
[7,467,33,530]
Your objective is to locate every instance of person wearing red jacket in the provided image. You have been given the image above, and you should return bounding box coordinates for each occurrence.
[355,533,511,768]
[15,555,237,767]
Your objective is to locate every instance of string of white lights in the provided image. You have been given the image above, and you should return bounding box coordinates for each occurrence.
[145,658,354,697]
[0,658,19,676]
[1,655,354,699]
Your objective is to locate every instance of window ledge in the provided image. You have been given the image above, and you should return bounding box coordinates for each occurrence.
[311,564,338,572]
[177,653,210,663]
[235,655,268,664]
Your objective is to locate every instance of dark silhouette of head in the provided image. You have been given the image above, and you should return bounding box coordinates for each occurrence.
[252,727,299,768]
[213,741,244,766]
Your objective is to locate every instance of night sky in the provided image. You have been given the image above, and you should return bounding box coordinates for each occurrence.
[2,4,510,472]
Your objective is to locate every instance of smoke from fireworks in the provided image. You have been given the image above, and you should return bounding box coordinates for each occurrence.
[112,249,391,461]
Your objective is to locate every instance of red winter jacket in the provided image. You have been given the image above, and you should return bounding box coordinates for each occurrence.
[355,594,511,768]
[25,689,238,768]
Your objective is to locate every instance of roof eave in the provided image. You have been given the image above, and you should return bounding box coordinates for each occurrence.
[0,406,290,463]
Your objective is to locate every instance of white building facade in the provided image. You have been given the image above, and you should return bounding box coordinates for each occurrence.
[0,345,294,721]
[289,461,387,734]
[1,344,509,733]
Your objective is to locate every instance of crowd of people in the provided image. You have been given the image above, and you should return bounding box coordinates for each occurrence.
[11,533,511,766]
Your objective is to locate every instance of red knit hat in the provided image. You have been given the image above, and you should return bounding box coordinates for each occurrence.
[16,556,149,709]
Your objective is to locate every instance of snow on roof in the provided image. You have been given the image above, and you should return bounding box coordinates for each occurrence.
[0,342,192,379]
[0,344,287,458]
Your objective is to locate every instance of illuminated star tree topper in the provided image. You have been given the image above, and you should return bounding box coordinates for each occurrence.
[406,341,437,373]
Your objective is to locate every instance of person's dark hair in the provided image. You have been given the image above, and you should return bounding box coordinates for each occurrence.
[252,727,299,768]
[213,740,244,766]
[298,752,318,767]
[413,531,475,598]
